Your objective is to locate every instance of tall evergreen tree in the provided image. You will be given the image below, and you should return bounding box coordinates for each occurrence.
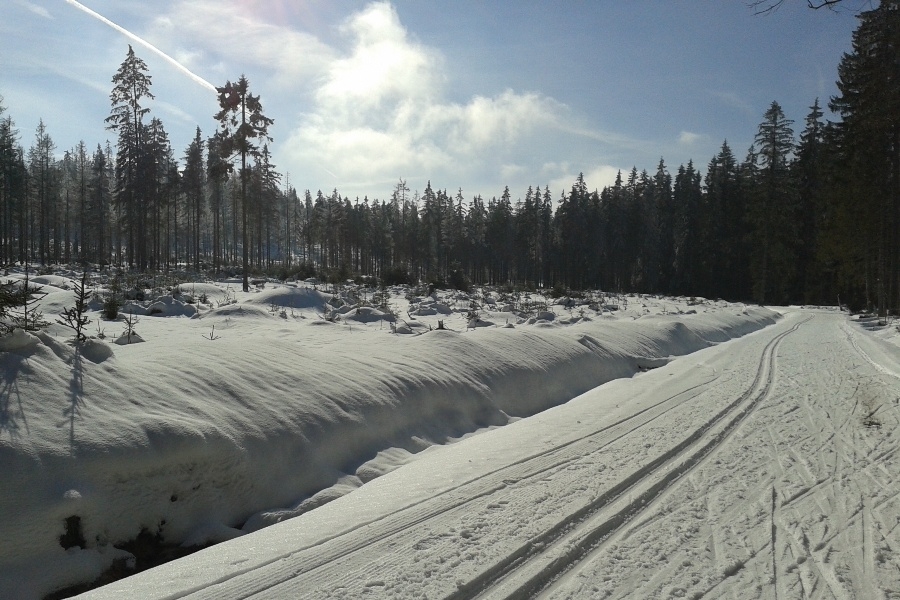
[829,1,900,313]
[671,161,703,296]
[182,127,205,272]
[89,144,112,264]
[793,99,827,302]
[749,101,797,304]
[704,141,747,299]
[27,120,57,265]
[72,141,89,262]
[106,45,154,270]
[0,105,26,263]
[213,75,274,291]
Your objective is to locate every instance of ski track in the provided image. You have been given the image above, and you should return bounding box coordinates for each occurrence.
[169,371,724,599]
[531,313,900,600]
[84,311,900,599]
[524,316,810,600]
[180,315,811,600]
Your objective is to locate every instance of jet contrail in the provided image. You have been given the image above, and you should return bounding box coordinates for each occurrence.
[318,164,339,179]
[64,0,217,93]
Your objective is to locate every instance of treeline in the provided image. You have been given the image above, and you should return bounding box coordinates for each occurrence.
[0,3,897,312]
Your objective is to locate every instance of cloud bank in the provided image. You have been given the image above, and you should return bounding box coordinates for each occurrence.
[144,0,619,199]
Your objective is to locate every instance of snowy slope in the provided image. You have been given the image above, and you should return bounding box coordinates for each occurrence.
[73,309,900,600]
[0,276,778,599]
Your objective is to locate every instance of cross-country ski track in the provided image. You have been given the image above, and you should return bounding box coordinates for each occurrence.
[81,310,900,599]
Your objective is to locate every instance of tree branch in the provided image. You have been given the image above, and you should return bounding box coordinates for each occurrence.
[749,0,871,15]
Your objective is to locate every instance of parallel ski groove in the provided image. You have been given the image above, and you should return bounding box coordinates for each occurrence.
[465,317,809,600]
[182,370,720,599]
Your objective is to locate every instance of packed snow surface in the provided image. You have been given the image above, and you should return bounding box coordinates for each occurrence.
[6,275,895,599]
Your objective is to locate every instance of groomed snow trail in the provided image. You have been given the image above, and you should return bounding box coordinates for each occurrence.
[538,312,900,600]
[82,311,900,599]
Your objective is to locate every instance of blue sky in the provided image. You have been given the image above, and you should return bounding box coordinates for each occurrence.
[0,0,865,201]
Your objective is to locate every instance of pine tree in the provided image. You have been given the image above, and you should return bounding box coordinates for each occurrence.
[213,75,274,292]
[671,161,703,296]
[27,120,57,265]
[89,145,111,264]
[0,106,26,264]
[206,136,227,273]
[749,101,797,304]
[106,45,155,270]
[704,141,747,299]
[829,1,900,314]
[182,127,205,272]
[73,141,89,262]
[57,269,91,344]
[252,145,280,269]
[793,99,827,302]
[652,159,674,291]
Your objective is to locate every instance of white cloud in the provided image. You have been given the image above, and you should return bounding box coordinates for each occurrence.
[146,1,584,197]
[146,1,335,89]
[14,0,52,19]
[319,3,438,108]
[548,164,621,196]
[500,164,526,181]
[678,130,702,145]
[711,90,755,115]
[279,2,570,196]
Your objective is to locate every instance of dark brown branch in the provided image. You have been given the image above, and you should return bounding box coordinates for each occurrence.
[749,0,871,15]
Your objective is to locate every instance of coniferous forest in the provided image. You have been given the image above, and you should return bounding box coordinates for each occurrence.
[0,3,898,312]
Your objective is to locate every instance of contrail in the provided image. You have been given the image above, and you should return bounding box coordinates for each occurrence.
[318,164,339,179]
[63,0,217,93]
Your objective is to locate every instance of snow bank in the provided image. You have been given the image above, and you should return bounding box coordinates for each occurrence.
[0,284,778,599]
[244,285,332,310]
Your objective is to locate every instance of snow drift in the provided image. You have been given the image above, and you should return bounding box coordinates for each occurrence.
[0,281,778,599]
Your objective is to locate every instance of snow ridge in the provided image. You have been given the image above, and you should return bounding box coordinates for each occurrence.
[0,288,777,599]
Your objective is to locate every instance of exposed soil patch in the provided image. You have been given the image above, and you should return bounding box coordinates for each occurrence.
[43,527,214,600]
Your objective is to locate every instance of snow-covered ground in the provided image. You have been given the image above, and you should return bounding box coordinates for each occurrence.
[4,273,896,599]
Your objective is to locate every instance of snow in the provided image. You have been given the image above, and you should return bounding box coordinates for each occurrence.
[6,274,896,599]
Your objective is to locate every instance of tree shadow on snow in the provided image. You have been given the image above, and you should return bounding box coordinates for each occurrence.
[63,346,85,452]
[0,352,31,439]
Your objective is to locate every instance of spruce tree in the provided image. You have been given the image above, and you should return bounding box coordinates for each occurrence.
[182,127,205,272]
[749,101,797,304]
[27,120,57,265]
[705,141,747,299]
[830,1,900,314]
[213,75,273,292]
[106,45,154,270]
[89,145,111,265]
[793,99,827,302]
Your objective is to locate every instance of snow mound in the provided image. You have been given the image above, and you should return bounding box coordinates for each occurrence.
[0,329,40,354]
[29,275,73,289]
[80,339,113,364]
[146,296,197,318]
[343,306,397,323]
[468,318,496,328]
[244,286,332,310]
[120,301,147,316]
[113,332,145,345]
[203,303,273,321]
[410,300,451,316]
[175,283,230,303]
